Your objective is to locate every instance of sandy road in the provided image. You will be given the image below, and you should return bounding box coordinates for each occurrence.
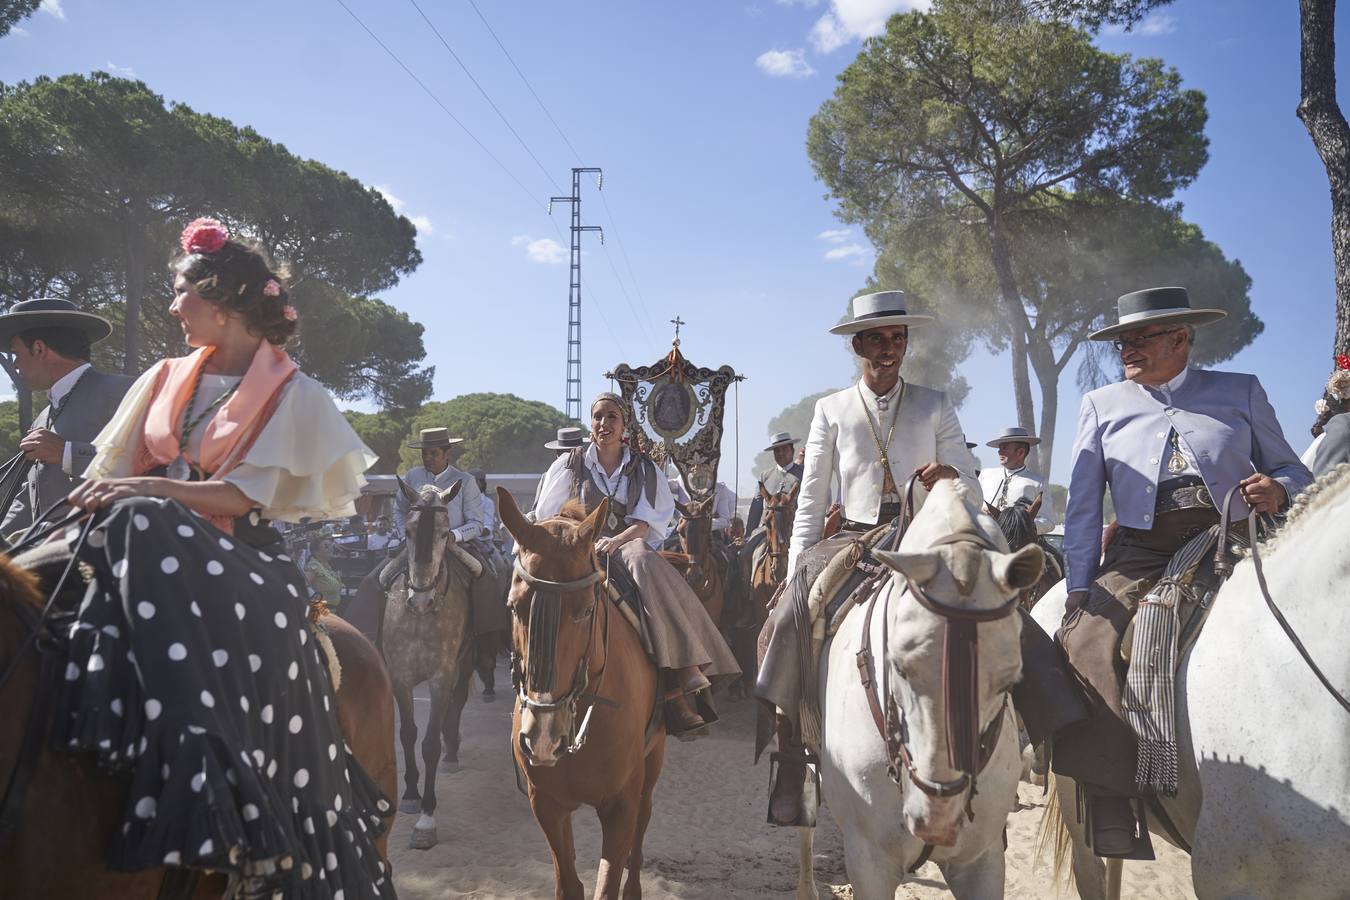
[386,662,1193,898]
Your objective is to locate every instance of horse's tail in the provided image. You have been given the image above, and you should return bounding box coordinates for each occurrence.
[1035,774,1075,895]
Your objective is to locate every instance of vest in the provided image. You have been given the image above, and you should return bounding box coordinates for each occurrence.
[564,447,660,538]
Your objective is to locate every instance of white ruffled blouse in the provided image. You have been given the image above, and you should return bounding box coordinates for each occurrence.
[85,366,376,523]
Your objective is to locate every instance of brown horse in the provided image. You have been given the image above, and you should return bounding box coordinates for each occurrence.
[0,555,397,899]
[499,488,665,900]
[381,477,475,850]
[674,495,725,628]
[750,481,799,623]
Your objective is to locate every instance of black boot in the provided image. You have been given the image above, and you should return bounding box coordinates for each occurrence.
[1087,791,1156,860]
[767,716,818,826]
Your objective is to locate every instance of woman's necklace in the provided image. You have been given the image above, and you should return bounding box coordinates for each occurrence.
[592,452,623,530]
[166,367,240,481]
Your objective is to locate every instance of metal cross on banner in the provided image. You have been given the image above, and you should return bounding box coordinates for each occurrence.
[606,321,743,499]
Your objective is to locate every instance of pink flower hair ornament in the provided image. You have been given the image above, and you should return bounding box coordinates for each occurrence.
[282,305,298,322]
[180,217,229,255]
[263,279,282,297]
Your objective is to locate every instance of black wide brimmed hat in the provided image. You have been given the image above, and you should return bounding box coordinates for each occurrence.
[1088,286,1227,341]
[407,427,464,449]
[0,297,113,347]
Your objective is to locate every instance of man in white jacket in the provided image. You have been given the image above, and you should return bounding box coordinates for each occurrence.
[759,291,980,825]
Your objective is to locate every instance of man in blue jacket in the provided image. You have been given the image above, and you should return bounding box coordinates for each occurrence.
[1058,286,1312,857]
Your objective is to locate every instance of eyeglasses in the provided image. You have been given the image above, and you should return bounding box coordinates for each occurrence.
[1111,328,1182,352]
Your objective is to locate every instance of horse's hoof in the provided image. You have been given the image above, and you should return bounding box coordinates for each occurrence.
[410,822,438,850]
[440,756,461,773]
[482,689,496,703]
[398,797,421,815]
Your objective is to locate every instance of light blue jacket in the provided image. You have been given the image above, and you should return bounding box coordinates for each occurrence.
[1064,368,1311,591]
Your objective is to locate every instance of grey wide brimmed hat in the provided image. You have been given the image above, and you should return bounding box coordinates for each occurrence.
[407,427,464,449]
[0,297,113,347]
[544,425,590,450]
[1088,286,1227,341]
[987,426,1041,448]
[829,290,934,335]
[763,431,796,452]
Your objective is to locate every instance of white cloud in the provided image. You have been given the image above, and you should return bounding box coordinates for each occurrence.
[512,235,566,264]
[409,215,434,234]
[824,243,867,261]
[818,227,852,243]
[11,26,28,36]
[39,0,65,20]
[776,0,821,6]
[1104,12,1178,37]
[755,48,816,78]
[106,62,137,78]
[375,185,405,213]
[810,0,930,54]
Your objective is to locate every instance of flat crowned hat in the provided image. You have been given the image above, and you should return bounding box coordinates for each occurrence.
[986,426,1041,448]
[1087,286,1227,341]
[829,290,933,335]
[0,297,113,348]
[544,426,590,450]
[407,427,463,449]
[763,431,796,452]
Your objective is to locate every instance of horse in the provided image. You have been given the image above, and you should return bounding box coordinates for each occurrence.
[0,550,397,899]
[797,478,1045,900]
[675,494,726,628]
[751,481,799,622]
[1033,464,1350,900]
[990,495,1063,611]
[380,477,475,849]
[498,488,665,900]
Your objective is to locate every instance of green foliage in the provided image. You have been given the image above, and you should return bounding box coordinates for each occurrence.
[0,73,429,410]
[344,409,411,475]
[398,393,569,474]
[0,1,41,39]
[0,400,19,459]
[1027,0,1173,28]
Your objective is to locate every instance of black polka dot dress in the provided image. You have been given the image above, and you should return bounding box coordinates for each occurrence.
[53,497,395,898]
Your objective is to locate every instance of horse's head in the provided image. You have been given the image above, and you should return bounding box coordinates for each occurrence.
[675,494,715,558]
[994,495,1039,553]
[873,479,1043,846]
[759,481,799,554]
[499,487,606,767]
[398,476,462,614]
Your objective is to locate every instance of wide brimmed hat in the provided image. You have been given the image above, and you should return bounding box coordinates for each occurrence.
[829,291,934,335]
[544,426,590,450]
[1088,286,1227,341]
[0,297,112,347]
[763,431,796,452]
[407,427,463,449]
[986,426,1041,448]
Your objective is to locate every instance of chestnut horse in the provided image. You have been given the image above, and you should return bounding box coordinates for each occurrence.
[0,554,397,899]
[675,495,725,628]
[499,489,665,900]
[750,481,799,622]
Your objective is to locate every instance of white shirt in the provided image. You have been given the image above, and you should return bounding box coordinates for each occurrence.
[535,444,674,550]
[711,482,736,531]
[367,531,394,550]
[1145,368,1201,482]
[49,362,92,475]
[481,492,498,540]
[978,465,1054,534]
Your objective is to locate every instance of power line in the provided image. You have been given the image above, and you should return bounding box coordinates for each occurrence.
[597,190,663,343]
[405,0,564,195]
[332,0,544,213]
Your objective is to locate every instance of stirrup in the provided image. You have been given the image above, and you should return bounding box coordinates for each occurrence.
[767,749,821,827]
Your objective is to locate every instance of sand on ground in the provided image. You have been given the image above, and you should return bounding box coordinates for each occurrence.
[388,665,1194,898]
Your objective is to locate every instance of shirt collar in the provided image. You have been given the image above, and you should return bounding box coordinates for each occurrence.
[584,441,630,476]
[1141,367,1191,402]
[48,362,92,406]
[1002,465,1026,478]
[861,377,903,405]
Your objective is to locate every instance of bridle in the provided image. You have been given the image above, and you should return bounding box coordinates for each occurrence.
[510,557,616,757]
[763,494,796,580]
[854,476,1019,872]
[405,502,451,599]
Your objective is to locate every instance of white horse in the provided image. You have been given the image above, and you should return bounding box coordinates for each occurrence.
[797,479,1045,899]
[1032,464,1350,900]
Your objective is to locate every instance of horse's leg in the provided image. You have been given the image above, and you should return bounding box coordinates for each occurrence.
[622,738,667,900]
[594,773,643,900]
[393,679,421,814]
[531,790,585,900]
[940,841,1007,900]
[440,643,473,771]
[410,676,449,849]
[796,826,820,900]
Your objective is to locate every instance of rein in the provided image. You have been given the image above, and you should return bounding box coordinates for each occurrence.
[1214,485,1350,715]
[854,476,1018,872]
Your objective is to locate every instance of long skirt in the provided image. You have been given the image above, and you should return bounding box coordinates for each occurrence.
[617,541,740,685]
[52,497,394,898]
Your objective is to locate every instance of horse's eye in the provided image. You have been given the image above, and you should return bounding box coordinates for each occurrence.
[571,604,595,623]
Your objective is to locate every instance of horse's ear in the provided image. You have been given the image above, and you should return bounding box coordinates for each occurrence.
[674,500,689,518]
[1029,492,1043,518]
[874,550,942,584]
[438,479,463,504]
[991,543,1045,593]
[578,498,609,545]
[397,475,418,504]
[787,481,801,503]
[758,482,771,502]
[497,486,550,555]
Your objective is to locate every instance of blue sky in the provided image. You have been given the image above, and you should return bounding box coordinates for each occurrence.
[1,0,1342,491]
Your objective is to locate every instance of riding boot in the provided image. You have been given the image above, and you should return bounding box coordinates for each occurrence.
[767,714,818,827]
[1085,786,1155,860]
[665,690,707,736]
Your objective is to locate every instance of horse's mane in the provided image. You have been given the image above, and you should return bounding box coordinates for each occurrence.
[996,501,1037,552]
[0,553,42,611]
[555,499,588,523]
[1264,462,1350,552]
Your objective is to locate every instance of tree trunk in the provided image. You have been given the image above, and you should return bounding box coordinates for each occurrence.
[987,220,1040,466]
[123,225,143,375]
[1298,0,1350,398]
[1032,350,1059,480]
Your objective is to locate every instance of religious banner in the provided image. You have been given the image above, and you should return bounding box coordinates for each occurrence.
[606,327,741,499]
